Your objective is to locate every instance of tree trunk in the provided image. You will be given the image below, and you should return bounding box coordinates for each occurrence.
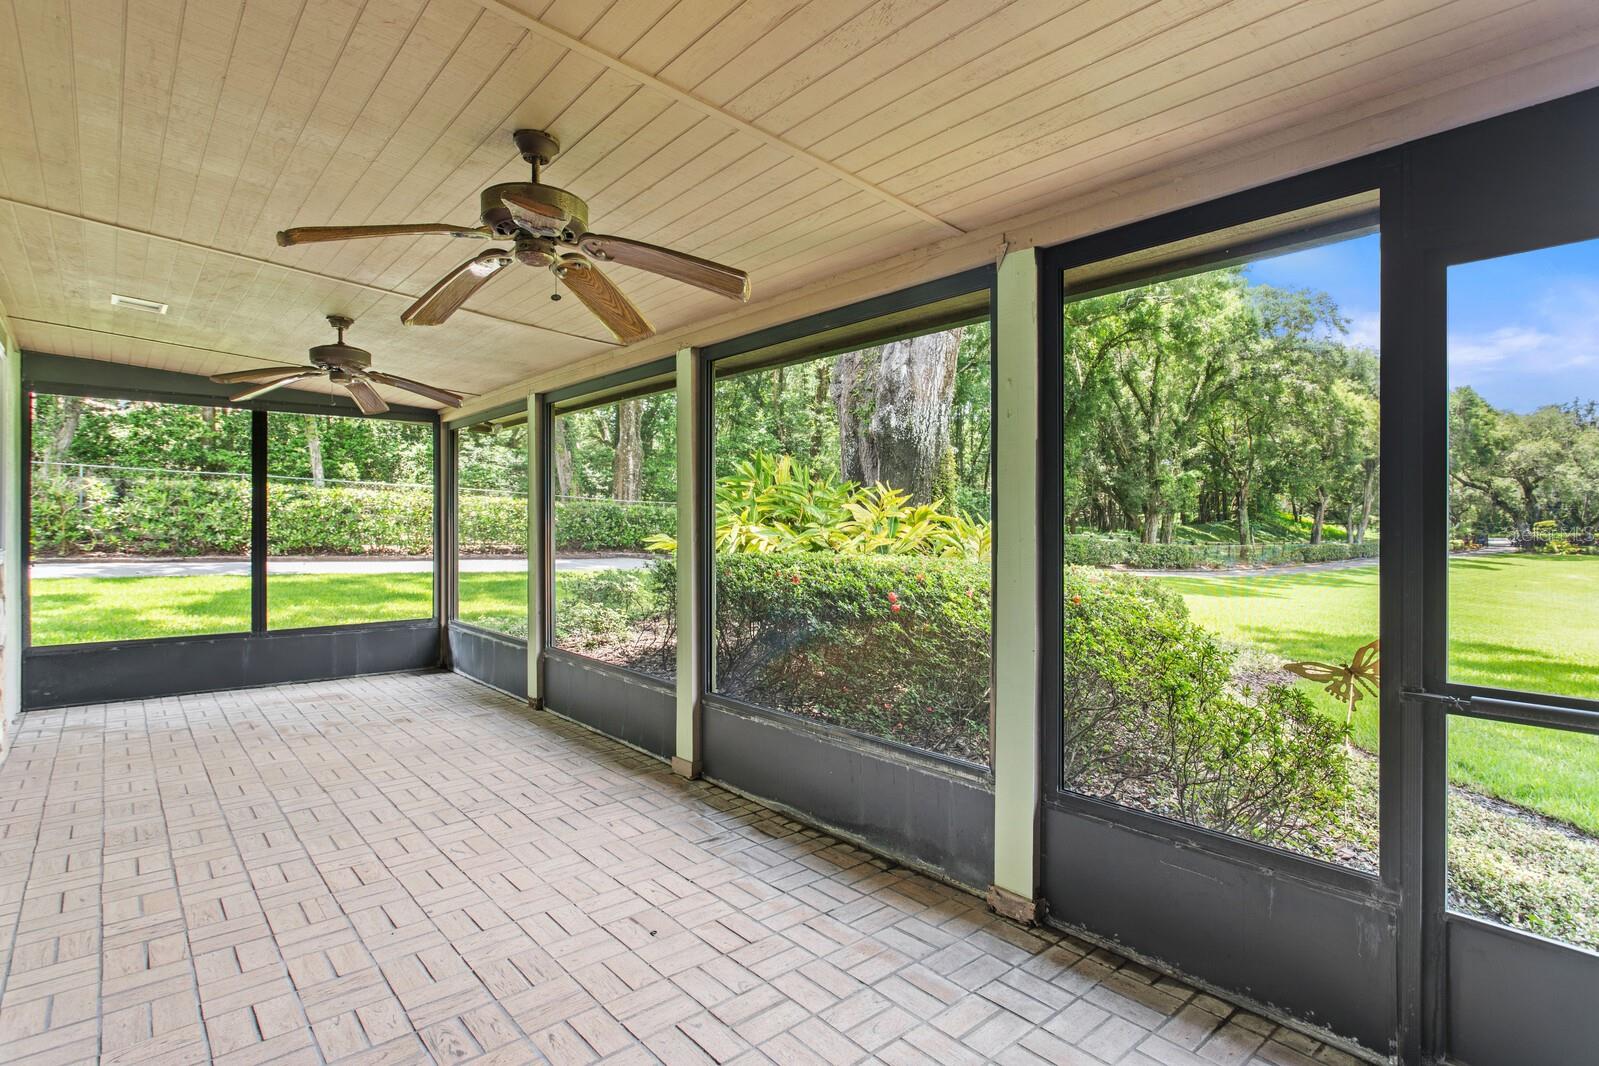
[1159,511,1175,544]
[772,365,787,451]
[1518,479,1539,526]
[1141,506,1159,545]
[612,399,643,502]
[45,396,82,468]
[1310,490,1328,545]
[1236,485,1252,548]
[832,329,961,501]
[552,418,574,497]
[808,363,830,462]
[1356,460,1377,543]
[306,417,326,488]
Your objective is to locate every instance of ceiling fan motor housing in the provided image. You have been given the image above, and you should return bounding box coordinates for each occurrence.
[307,341,373,371]
[480,182,588,241]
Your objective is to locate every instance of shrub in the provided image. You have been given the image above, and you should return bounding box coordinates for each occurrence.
[1123,542,1207,569]
[29,474,251,556]
[459,492,526,554]
[30,473,672,558]
[1061,566,1352,846]
[1061,533,1132,567]
[553,564,676,676]
[713,552,993,761]
[554,498,674,552]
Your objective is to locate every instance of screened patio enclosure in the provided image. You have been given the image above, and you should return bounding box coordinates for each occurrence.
[2,5,1599,1064]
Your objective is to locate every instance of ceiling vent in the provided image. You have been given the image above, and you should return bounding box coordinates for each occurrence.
[110,293,168,314]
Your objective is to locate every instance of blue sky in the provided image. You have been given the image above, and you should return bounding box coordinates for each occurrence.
[1242,230,1599,413]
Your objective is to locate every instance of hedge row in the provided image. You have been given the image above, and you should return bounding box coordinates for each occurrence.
[566,551,1354,831]
[1062,532,1380,569]
[29,474,674,556]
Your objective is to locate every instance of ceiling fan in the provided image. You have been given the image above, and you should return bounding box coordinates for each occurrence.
[210,315,463,415]
[276,129,752,343]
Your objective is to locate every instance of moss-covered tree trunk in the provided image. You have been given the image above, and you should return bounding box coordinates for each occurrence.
[832,330,960,502]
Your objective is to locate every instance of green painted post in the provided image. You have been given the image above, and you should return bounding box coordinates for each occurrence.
[528,391,546,709]
[989,248,1043,922]
[0,321,21,744]
[673,347,704,778]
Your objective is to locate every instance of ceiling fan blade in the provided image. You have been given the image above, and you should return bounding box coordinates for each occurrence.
[277,223,492,247]
[342,378,390,415]
[366,371,464,408]
[228,370,324,403]
[401,249,514,326]
[574,234,750,301]
[210,365,313,385]
[552,254,654,344]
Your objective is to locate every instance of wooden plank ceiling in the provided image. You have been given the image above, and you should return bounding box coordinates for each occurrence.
[3,0,1599,410]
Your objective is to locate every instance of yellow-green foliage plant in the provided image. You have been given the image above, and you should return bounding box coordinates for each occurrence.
[646,453,989,559]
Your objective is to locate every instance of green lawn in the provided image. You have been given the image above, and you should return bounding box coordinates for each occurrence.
[1157,554,1599,833]
[29,572,528,644]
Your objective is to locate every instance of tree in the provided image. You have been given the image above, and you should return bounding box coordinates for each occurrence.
[552,417,573,497]
[832,329,962,503]
[612,398,643,502]
[305,417,325,488]
[1067,271,1260,542]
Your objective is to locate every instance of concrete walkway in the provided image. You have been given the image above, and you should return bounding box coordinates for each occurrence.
[30,555,652,578]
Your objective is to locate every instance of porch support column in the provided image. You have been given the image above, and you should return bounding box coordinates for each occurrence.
[989,248,1044,922]
[528,389,547,709]
[673,347,705,778]
[0,312,22,742]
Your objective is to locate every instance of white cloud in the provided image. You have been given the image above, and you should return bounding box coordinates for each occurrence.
[1448,278,1599,375]
[1344,310,1380,352]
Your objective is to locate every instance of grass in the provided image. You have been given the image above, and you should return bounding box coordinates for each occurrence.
[29,572,529,644]
[1156,554,1599,833]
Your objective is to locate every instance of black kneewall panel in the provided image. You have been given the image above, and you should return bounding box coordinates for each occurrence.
[449,624,528,699]
[1447,917,1599,1066]
[1042,807,1396,1053]
[24,622,439,709]
[703,699,994,891]
[543,652,674,758]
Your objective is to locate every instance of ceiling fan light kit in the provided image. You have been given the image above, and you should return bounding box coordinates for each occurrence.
[209,315,464,415]
[275,129,752,343]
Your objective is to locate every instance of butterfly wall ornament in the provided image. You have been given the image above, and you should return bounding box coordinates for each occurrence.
[1283,639,1381,731]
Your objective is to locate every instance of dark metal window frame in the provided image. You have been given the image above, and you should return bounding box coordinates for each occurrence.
[1417,227,1599,968]
[1037,159,1401,900]
[1036,101,1599,1060]
[538,357,679,691]
[447,400,530,644]
[700,266,999,778]
[20,353,442,652]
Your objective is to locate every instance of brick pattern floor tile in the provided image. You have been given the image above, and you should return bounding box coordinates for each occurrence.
[0,672,1369,1065]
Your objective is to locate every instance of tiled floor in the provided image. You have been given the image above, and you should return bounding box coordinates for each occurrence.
[0,671,1364,1066]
